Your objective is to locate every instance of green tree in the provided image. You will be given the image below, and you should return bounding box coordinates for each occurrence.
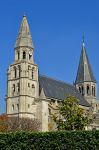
[53,96,91,131]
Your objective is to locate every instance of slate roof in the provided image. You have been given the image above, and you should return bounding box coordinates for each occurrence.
[15,15,34,49]
[39,75,90,107]
[75,43,96,84]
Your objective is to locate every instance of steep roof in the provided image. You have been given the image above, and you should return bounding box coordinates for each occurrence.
[39,75,90,107]
[15,15,34,49]
[75,43,96,84]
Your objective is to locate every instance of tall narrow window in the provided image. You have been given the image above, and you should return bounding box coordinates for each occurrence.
[12,104,14,111]
[14,67,17,78]
[23,51,26,59]
[18,65,21,77]
[17,104,19,110]
[92,86,94,96]
[87,85,90,95]
[18,51,20,60]
[32,71,33,79]
[17,83,20,92]
[94,87,96,96]
[29,53,32,60]
[13,84,15,92]
[79,87,81,93]
[82,86,84,95]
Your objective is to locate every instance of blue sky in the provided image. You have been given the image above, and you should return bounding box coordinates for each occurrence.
[0,0,99,113]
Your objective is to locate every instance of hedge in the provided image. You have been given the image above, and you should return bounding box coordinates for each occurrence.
[0,131,99,150]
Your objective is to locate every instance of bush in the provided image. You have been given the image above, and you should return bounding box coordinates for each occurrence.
[0,131,99,150]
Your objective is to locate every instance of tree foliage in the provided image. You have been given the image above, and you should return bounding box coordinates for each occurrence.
[53,96,91,131]
[0,114,8,132]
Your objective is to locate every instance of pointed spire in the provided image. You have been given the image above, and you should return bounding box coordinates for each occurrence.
[75,38,96,84]
[15,15,34,49]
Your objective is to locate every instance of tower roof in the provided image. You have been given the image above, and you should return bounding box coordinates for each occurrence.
[75,41,96,84]
[15,15,34,49]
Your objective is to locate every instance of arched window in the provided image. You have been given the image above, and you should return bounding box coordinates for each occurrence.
[14,67,17,78]
[23,51,26,59]
[87,85,90,95]
[17,104,19,110]
[82,86,84,95]
[18,51,20,60]
[13,84,15,92]
[28,65,30,70]
[94,87,96,96]
[32,84,34,88]
[17,83,20,92]
[29,52,32,60]
[18,65,21,77]
[32,71,33,79]
[79,87,81,93]
[92,86,94,96]
[12,104,14,111]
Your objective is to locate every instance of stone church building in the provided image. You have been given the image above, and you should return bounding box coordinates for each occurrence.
[6,16,99,131]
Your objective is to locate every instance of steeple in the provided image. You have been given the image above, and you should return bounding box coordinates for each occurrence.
[15,15,34,49]
[75,38,96,84]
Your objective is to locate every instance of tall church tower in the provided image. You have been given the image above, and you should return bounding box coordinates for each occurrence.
[75,38,97,112]
[6,16,39,118]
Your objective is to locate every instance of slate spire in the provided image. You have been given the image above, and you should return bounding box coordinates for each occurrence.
[75,38,96,84]
[15,15,34,49]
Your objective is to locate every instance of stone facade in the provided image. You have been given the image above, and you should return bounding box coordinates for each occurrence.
[6,16,99,131]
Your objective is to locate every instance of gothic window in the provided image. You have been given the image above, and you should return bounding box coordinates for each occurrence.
[28,83,30,87]
[28,65,30,70]
[32,71,33,79]
[92,86,94,96]
[13,84,15,92]
[79,87,81,93]
[82,86,84,95]
[23,51,26,59]
[32,84,35,88]
[94,87,96,97]
[18,65,21,77]
[18,51,20,60]
[14,67,17,78]
[87,85,90,95]
[17,104,19,110]
[17,83,20,92]
[12,104,14,111]
[29,52,32,60]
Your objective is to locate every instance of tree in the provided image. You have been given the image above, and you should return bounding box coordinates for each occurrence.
[0,114,41,132]
[53,96,91,131]
[7,117,41,132]
[0,114,8,132]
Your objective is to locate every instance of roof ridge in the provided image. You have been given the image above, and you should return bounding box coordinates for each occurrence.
[39,74,75,87]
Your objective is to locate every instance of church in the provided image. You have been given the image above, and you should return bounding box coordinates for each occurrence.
[6,16,99,131]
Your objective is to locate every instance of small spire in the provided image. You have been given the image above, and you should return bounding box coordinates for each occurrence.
[15,16,34,49]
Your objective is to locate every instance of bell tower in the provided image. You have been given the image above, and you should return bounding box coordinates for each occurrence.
[6,16,39,118]
[75,38,97,112]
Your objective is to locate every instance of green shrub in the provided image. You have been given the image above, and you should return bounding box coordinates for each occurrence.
[0,131,99,150]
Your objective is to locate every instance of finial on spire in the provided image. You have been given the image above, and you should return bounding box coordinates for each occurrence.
[23,12,26,17]
[82,34,85,47]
